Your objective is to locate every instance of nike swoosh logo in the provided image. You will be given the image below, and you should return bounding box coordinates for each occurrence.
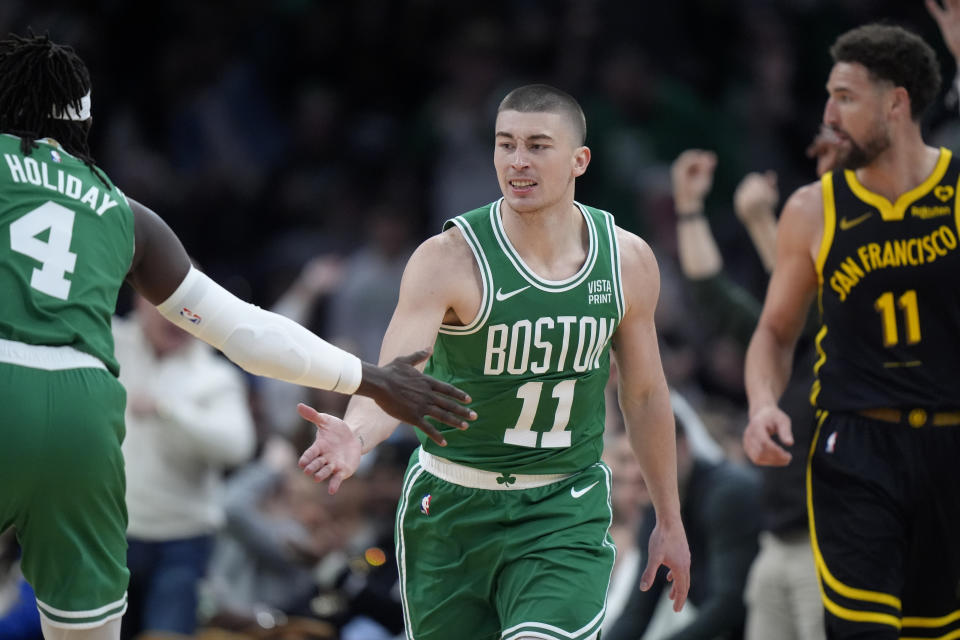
[839,212,873,230]
[570,481,600,499]
[495,285,530,301]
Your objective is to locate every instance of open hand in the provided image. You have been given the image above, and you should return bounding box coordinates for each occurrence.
[297,404,362,494]
[639,520,691,612]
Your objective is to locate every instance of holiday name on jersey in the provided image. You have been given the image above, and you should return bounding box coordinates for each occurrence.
[483,315,615,375]
[4,153,121,216]
[828,224,958,301]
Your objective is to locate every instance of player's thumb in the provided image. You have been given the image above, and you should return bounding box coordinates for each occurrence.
[398,346,434,367]
[639,556,660,591]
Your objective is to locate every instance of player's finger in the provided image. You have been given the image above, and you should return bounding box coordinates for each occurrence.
[429,378,473,405]
[302,456,327,475]
[396,347,433,368]
[303,458,325,475]
[312,465,334,483]
[759,440,792,466]
[328,472,346,495]
[415,418,447,447]
[425,405,472,430]
[298,446,318,468]
[775,419,795,446]
[427,390,476,419]
[671,580,689,611]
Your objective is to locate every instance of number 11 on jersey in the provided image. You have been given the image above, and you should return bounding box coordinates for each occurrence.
[503,379,577,449]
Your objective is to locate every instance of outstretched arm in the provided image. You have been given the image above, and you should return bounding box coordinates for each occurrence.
[613,229,690,612]
[298,227,480,492]
[126,198,474,432]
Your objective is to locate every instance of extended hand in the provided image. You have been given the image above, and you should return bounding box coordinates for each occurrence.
[358,348,476,446]
[297,404,362,494]
[639,520,691,612]
[743,405,794,466]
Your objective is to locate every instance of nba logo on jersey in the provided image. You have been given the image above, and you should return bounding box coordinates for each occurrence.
[50,149,61,163]
[179,307,202,325]
[420,494,432,515]
[825,431,838,454]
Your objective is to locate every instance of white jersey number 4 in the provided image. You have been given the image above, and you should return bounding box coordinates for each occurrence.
[9,201,77,300]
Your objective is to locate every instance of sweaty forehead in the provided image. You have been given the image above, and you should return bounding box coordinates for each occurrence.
[495,109,574,141]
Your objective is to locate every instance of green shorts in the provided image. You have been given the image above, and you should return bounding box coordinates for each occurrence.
[0,360,128,628]
[396,448,615,640]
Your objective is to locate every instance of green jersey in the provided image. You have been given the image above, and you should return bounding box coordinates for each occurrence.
[0,134,134,375]
[423,199,625,475]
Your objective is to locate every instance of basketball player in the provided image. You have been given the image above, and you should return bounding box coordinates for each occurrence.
[743,24,960,639]
[0,33,473,640]
[298,84,690,640]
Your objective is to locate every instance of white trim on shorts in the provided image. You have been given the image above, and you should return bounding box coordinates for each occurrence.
[418,448,571,490]
[36,593,127,629]
[0,338,107,371]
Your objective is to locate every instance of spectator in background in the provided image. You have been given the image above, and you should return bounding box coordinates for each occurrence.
[0,531,42,640]
[670,146,829,640]
[327,204,417,365]
[204,436,360,629]
[113,294,256,639]
[605,407,762,640]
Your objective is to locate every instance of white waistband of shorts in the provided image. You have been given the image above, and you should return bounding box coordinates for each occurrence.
[0,338,107,371]
[417,448,571,490]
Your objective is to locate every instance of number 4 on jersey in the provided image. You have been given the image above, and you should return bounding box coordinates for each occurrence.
[9,201,77,300]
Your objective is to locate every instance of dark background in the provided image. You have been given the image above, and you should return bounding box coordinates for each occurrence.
[8,0,958,411]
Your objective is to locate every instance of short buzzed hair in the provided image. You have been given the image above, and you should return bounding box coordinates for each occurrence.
[830,24,941,122]
[498,84,587,145]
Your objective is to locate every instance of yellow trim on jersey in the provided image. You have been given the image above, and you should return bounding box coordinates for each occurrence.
[809,326,828,406]
[955,169,960,237]
[903,608,960,628]
[806,411,905,627]
[816,172,837,281]
[844,147,952,221]
[902,631,960,640]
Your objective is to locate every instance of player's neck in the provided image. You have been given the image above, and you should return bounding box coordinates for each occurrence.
[853,132,939,202]
[499,198,588,280]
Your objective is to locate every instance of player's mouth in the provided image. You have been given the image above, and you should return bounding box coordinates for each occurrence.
[508,179,537,193]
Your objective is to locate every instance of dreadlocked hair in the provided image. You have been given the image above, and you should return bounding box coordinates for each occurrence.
[0,32,108,186]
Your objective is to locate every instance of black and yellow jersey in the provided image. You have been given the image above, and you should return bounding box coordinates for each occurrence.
[812,147,960,411]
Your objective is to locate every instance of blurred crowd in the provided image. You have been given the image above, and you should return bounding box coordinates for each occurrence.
[2,0,960,638]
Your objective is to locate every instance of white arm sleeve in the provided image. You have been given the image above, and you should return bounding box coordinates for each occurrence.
[155,267,362,394]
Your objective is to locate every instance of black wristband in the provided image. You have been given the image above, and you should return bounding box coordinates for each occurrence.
[676,211,705,222]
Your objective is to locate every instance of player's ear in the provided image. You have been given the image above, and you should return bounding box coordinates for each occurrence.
[888,86,911,121]
[572,145,591,178]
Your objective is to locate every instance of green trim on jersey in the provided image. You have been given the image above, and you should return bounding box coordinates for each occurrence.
[0,134,134,375]
[424,199,624,475]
